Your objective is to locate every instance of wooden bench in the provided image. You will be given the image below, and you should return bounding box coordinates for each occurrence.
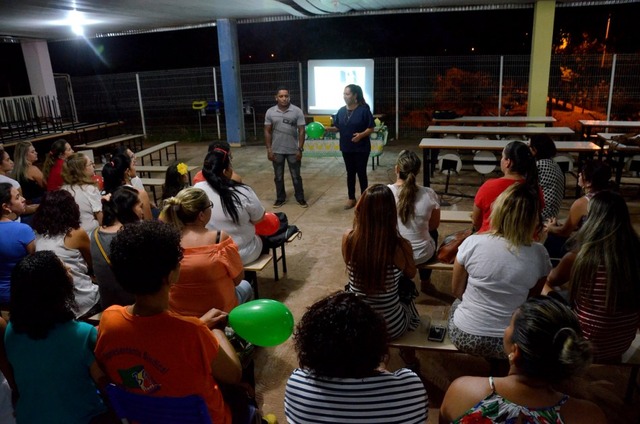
[440,210,473,224]
[75,133,145,153]
[243,230,302,299]
[137,141,179,166]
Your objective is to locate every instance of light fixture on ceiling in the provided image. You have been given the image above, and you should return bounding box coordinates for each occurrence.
[68,9,85,36]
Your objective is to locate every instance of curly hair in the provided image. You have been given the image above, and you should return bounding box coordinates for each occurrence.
[102,185,141,226]
[294,291,388,378]
[160,187,210,231]
[10,251,77,339]
[110,220,184,295]
[102,153,132,194]
[31,190,80,236]
[62,153,96,187]
[344,184,400,293]
[511,296,592,383]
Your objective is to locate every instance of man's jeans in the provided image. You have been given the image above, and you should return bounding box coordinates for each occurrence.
[272,153,304,202]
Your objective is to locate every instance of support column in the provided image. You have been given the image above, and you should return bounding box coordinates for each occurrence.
[527,0,556,117]
[21,40,57,98]
[217,19,245,146]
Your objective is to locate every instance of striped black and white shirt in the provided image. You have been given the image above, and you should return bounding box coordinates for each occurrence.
[285,368,428,424]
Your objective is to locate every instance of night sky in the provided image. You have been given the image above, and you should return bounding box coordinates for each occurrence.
[1,3,638,95]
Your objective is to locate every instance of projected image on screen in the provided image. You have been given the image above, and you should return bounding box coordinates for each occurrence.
[308,59,374,115]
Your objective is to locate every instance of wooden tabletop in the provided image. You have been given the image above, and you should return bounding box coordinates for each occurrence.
[419,138,599,152]
[426,125,574,136]
[432,116,556,125]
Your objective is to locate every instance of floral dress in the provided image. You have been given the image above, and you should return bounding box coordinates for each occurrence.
[453,377,569,424]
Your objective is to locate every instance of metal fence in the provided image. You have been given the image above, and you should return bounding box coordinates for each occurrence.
[57,53,639,141]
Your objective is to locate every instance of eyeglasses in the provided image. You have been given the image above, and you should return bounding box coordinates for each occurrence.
[205,201,213,210]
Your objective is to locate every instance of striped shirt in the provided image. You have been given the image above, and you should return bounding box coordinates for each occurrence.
[575,266,640,361]
[347,266,420,339]
[285,368,428,424]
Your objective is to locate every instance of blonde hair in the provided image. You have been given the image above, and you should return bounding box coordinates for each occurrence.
[62,153,95,186]
[159,187,210,231]
[489,183,540,247]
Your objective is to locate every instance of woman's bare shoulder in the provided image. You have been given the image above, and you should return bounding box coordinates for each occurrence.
[560,397,607,424]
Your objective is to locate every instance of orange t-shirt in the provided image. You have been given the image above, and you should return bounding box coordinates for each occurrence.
[95,306,231,424]
[169,237,244,316]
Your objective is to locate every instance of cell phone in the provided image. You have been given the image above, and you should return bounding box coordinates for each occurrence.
[428,324,446,342]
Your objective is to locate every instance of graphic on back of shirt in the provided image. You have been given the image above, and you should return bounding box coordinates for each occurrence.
[118,365,160,393]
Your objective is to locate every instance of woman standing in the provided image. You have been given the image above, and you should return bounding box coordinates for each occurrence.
[343,184,419,339]
[11,141,45,206]
[160,187,251,316]
[194,148,265,264]
[4,251,109,424]
[101,153,152,220]
[61,153,103,234]
[91,185,143,309]
[388,150,440,290]
[43,139,74,191]
[0,183,35,307]
[440,296,605,423]
[331,84,375,210]
[450,183,551,358]
[32,190,100,319]
[545,191,640,361]
[472,140,538,233]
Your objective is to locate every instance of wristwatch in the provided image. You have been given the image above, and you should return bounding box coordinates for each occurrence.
[298,147,304,152]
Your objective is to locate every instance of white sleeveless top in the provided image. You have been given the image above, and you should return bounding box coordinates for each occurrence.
[35,234,99,317]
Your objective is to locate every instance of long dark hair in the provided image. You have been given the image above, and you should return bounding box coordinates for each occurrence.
[102,185,141,226]
[569,191,640,313]
[42,139,68,182]
[102,153,131,194]
[345,84,367,106]
[503,141,538,190]
[395,150,422,225]
[202,148,246,224]
[344,184,400,293]
[161,161,188,201]
[10,251,77,339]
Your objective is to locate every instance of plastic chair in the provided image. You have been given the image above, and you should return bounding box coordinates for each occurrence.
[105,384,213,424]
[473,151,497,178]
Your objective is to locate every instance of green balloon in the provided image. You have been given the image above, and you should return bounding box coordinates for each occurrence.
[305,122,325,139]
[228,299,294,347]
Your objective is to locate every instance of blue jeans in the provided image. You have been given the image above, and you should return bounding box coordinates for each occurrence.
[272,153,304,202]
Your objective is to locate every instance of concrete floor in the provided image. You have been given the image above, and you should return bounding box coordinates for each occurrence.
[172,137,640,423]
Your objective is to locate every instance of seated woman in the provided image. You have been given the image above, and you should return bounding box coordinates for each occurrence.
[4,251,109,424]
[0,317,16,424]
[449,183,551,358]
[285,291,428,424]
[159,187,252,316]
[472,140,538,233]
[388,150,440,292]
[101,153,152,220]
[440,296,606,424]
[194,148,265,264]
[32,190,100,319]
[43,139,74,191]
[11,141,45,223]
[61,153,103,234]
[0,183,35,307]
[91,186,144,309]
[545,159,611,259]
[343,184,419,340]
[161,161,190,204]
[95,220,244,424]
[529,134,565,221]
[545,191,640,361]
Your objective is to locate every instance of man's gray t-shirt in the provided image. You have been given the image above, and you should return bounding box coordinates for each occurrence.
[265,104,305,155]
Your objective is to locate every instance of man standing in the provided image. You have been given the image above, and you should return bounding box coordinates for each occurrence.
[264,87,308,208]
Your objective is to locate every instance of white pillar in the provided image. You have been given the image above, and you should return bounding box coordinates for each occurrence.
[21,40,57,98]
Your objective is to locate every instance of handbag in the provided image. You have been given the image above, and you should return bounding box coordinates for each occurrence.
[436,228,473,264]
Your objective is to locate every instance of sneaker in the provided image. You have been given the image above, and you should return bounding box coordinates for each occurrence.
[273,200,285,208]
[297,200,309,208]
